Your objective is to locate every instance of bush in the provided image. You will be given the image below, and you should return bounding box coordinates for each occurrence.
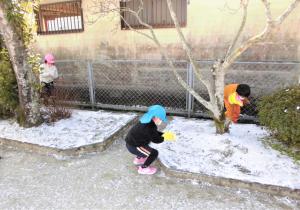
[42,105,72,124]
[41,87,72,124]
[258,85,300,146]
[0,48,18,118]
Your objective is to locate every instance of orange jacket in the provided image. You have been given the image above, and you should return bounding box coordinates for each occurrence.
[224,84,249,123]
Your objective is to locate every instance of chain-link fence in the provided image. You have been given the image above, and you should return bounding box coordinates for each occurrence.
[54,59,300,121]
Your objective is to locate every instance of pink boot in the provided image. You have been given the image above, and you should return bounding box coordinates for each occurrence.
[138,166,157,175]
[133,157,147,165]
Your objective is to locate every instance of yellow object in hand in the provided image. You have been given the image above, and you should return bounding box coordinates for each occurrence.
[228,92,243,107]
[162,131,176,141]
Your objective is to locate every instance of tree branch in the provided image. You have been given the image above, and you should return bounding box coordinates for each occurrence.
[93,0,212,110]
[120,13,154,40]
[224,0,249,59]
[166,0,211,90]
[275,0,300,25]
[261,0,273,23]
[223,0,299,70]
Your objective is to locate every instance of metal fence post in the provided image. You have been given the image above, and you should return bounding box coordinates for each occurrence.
[87,60,95,109]
[186,62,194,118]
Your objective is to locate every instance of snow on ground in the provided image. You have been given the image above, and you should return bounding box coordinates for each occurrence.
[0,110,136,149]
[0,110,299,189]
[153,117,300,189]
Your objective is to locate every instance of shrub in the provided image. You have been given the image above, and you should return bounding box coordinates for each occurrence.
[41,86,73,123]
[42,105,72,123]
[0,48,18,118]
[258,85,300,146]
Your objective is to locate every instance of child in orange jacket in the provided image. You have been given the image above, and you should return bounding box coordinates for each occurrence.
[224,84,251,123]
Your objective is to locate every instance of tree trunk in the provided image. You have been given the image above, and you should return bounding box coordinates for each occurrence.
[208,61,228,134]
[213,116,230,134]
[0,3,41,127]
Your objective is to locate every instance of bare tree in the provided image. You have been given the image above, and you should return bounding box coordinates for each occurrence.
[88,0,299,133]
[0,0,41,127]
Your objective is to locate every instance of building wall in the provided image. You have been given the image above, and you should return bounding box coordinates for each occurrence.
[35,0,300,61]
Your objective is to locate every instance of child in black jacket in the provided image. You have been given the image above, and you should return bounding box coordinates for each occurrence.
[125,105,173,175]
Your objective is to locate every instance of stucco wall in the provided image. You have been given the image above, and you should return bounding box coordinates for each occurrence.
[35,0,300,61]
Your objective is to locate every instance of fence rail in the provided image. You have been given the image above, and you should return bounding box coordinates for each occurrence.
[54,59,300,122]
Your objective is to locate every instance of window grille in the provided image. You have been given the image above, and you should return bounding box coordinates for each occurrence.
[36,0,84,35]
[120,0,187,29]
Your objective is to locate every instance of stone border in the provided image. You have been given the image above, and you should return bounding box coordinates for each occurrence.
[0,116,139,157]
[158,161,300,200]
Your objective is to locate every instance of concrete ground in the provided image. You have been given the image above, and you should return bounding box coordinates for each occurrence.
[0,139,299,210]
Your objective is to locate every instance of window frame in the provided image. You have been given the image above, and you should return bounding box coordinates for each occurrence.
[36,0,84,35]
[120,0,187,30]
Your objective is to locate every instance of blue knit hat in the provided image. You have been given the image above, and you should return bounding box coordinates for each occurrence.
[140,105,167,124]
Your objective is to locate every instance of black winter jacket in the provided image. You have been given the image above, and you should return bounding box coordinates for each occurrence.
[125,121,164,147]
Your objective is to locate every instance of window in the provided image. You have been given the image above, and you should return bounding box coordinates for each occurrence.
[36,0,84,35]
[120,0,187,29]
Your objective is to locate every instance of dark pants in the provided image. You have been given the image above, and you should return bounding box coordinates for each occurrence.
[126,143,158,167]
[41,82,54,97]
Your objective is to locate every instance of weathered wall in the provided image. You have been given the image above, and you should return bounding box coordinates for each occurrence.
[35,0,300,61]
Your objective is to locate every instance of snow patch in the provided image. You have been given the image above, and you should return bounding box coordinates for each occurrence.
[0,110,136,149]
[153,117,300,189]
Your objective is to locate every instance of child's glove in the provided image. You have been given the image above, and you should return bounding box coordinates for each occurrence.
[162,131,176,141]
